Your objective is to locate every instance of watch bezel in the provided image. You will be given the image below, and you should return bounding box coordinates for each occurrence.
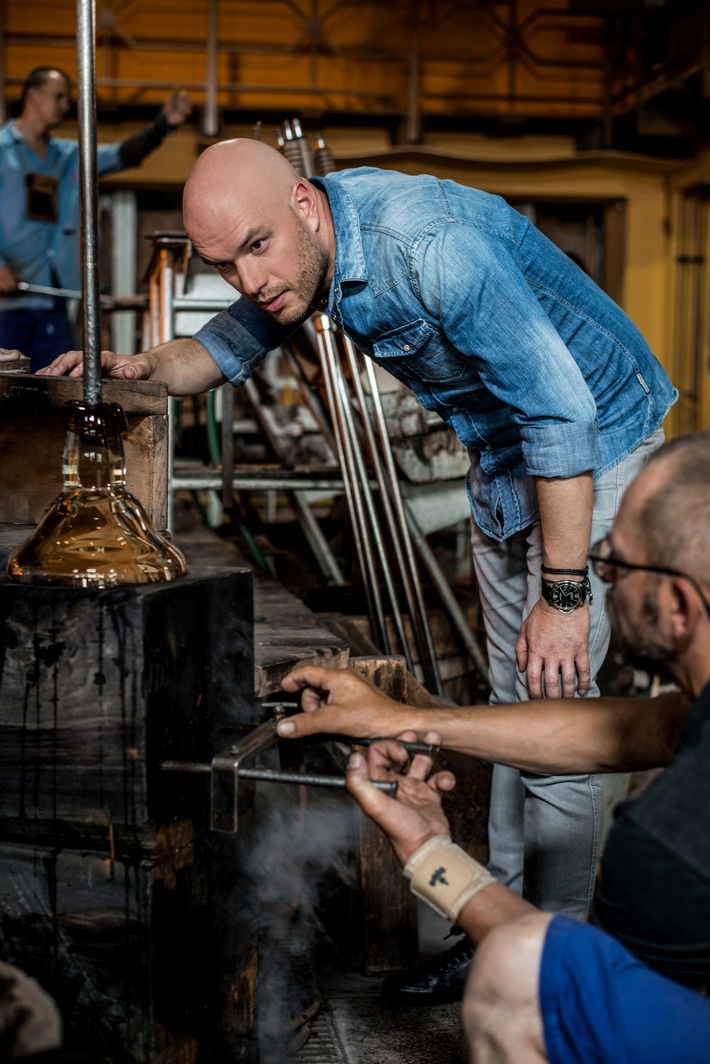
[542,578,587,614]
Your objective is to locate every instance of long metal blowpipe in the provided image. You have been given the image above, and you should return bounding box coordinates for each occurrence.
[76,0,102,408]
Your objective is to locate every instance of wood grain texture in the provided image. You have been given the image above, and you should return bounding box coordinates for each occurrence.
[0,373,170,527]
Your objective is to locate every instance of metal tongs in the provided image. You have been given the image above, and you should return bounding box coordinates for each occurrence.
[161,694,440,833]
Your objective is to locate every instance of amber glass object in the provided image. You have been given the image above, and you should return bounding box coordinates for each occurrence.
[7,401,188,587]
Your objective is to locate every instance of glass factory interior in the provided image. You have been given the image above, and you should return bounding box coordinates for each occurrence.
[1,2,709,1062]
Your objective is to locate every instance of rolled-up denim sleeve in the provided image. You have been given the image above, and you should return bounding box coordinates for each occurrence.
[418,223,601,478]
[519,420,601,478]
[194,301,302,385]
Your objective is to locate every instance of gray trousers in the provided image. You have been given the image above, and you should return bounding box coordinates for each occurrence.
[470,429,664,918]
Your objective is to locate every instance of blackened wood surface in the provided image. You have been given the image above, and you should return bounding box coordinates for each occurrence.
[172,517,350,693]
[0,567,254,830]
[0,829,260,1062]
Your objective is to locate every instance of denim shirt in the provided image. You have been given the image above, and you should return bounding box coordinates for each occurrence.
[0,121,123,310]
[195,167,677,540]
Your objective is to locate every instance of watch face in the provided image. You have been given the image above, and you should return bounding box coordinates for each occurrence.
[548,580,583,612]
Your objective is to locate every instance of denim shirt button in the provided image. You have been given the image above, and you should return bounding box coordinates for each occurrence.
[402,343,411,351]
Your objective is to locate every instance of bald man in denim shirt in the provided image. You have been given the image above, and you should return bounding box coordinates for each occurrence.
[39,139,677,1000]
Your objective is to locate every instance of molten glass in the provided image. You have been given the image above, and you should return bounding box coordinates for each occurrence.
[7,401,188,587]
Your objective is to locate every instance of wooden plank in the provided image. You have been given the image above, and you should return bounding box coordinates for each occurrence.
[0,372,168,414]
[341,657,491,973]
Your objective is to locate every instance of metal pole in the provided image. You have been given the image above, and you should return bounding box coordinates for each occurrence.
[203,0,219,137]
[342,339,418,677]
[404,502,489,679]
[76,0,102,408]
[316,315,389,651]
[363,357,444,693]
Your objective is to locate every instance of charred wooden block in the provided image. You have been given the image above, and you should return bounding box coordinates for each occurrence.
[0,567,254,831]
[0,567,259,1061]
[0,828,259,1062]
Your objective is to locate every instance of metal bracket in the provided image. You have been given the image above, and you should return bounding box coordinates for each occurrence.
[210,718,280,834]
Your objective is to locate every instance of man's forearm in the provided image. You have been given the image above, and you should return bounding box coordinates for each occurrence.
[383,691,688,773]
[535,472,593,571]
[140,338,226,395]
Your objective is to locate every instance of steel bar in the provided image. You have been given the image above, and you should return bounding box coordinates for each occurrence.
[203,0,219,137]
[363,357,444,695]
[172,474,349,492]
[76,0,102,408]
[282,343,339,458]
[342,338,416,675]
[243,377,345,586]
[332,360,400,655]
[211,718,280,832]
[315,315,389,650]
[404,502,489,679]
[161,760,397,794]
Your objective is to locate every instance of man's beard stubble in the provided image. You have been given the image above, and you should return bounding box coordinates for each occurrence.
[607,588,677,676]
[268,215,330,327]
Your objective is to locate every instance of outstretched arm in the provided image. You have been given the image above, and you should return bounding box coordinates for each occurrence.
[346,732,534,944]
[516,473,593,700]
[279,664,690,773]
[37,337,226,395]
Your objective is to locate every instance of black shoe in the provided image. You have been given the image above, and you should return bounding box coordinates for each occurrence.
[381,936,474,1006]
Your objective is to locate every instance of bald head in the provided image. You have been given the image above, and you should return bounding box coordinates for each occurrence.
[622,432,710,584]
[183,139,301,246]
[182,138,334,324]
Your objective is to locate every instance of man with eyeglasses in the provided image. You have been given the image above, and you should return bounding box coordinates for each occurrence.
[278,430,710,1062]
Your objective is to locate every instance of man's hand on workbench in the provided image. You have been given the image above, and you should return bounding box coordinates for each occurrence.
[278,665,412,740]
[346,730,455,866]
[37,349,152,380]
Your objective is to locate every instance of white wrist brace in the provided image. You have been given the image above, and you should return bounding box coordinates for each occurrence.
[403,835,496,922]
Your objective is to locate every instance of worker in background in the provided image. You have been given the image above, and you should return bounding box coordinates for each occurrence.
[0,66,192,370]
[281,432,710,1062]
[35,139,677,1003]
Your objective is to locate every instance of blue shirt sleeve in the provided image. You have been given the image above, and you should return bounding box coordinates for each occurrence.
[417,221,601,478]
[193,298,303,384]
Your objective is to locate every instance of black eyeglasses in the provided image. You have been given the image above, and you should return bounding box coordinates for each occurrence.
[588,537,710,619]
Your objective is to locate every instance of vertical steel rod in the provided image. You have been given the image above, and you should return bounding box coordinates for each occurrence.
[76,0,102,408]
[203,0,219,137]
[316,316,389,651]
[342,338,417,675]
[404,502,489,679]
[363,358,444,694]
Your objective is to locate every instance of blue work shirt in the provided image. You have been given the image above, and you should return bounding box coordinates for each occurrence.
[195,167,677,540]
[0,121,123,310]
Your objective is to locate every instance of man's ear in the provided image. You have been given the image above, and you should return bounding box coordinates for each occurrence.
[670,576,704,640]
[290,179,319,228]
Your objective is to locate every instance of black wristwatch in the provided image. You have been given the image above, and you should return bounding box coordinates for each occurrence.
[541,576,592,614]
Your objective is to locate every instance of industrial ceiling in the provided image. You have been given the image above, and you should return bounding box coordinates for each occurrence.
[3,1,710,158]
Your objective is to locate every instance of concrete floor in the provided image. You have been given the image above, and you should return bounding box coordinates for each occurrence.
[289,905,469,1064]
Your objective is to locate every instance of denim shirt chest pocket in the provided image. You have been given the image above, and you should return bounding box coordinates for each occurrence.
[371,319,471,388]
